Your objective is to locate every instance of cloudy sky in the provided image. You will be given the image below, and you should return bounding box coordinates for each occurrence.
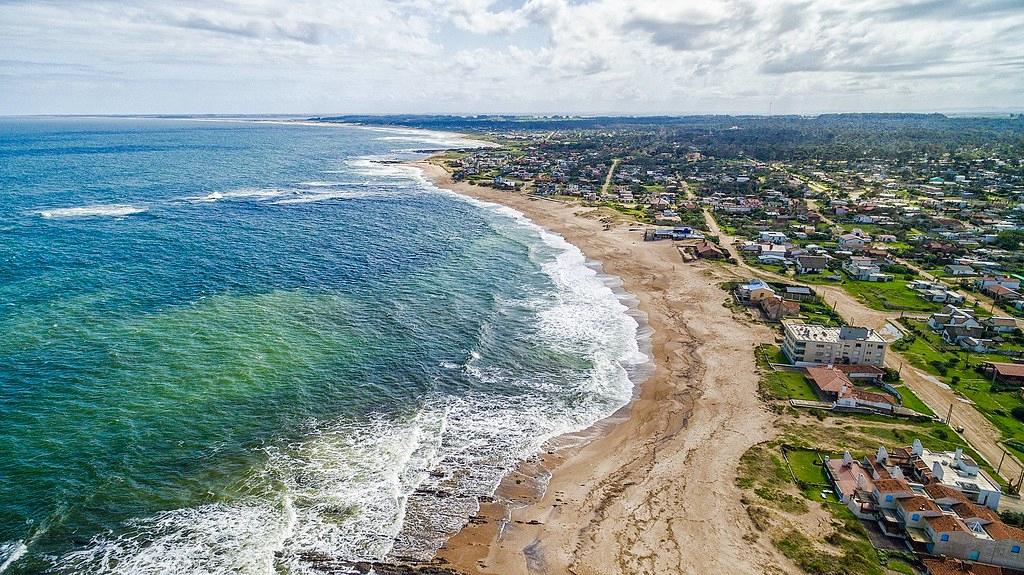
[1,0,1022,115]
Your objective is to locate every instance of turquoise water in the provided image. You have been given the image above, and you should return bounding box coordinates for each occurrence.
[0,119,647,574]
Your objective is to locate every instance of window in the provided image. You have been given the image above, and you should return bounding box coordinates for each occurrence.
[1014,546,1021,554]
[885,495,893,502]
[911,514,920,521]
[940,534,949,542]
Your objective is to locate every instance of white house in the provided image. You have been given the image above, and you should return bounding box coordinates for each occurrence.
[759,231,788,244]
[838,233,868,249]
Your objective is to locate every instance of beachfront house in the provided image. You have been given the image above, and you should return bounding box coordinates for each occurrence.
[736,279,775,303]
[760,296,800,321]
[805,366,896,412]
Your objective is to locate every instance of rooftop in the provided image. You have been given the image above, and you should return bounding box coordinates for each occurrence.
[918,449,1000,496]
[785,323,884,343]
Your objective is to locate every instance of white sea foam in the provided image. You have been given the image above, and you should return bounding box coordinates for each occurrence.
[353,126,495,150]
[0,541,26,574]
[41,148,648,575]
[37,205,146,219]
[184,188,292,203]
[269,190,393,205]
[54,413,447,575]
[295,181,369,188]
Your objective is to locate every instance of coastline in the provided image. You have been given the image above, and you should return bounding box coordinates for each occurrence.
[410,160,792,575]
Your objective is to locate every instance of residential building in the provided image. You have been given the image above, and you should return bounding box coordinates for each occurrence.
[795,254,828,274]
[758,230,788,244]
[826,441,1011,569]
[985,284,1021,302]
[760,295,800,321]
[694,241,725,260]
[984,317,1018,334]
[976,276,1021,291]
[805,366,896,411]
[736,279,775,303]
[782,286,814,301]
[944,264,978,277]
[838,233,869,249]
[929,305,982,332]
[782,323,888,367]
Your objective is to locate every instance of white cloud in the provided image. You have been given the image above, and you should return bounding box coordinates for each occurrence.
[0,0,1021,114]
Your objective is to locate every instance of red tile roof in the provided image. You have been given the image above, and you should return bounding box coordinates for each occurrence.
[897,495,941,514]
[923,483,970,503]
[952,502,1000,523]
[923,558,1003,575]
[845,387,896,405]
[983,521,1024,542]
[806,366,849,393]
[873,478,911,493]
[926,514,966,533]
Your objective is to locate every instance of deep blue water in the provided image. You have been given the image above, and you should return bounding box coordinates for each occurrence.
[0,118,645,574]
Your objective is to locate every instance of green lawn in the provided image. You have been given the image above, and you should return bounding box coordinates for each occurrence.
[841,279,941,312]
[797,271,847,286]
[889,384,936,417]
[757,345,819,400]
[784,448,828,486]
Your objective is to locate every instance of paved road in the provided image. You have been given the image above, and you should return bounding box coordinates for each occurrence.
[699,205,1024,491]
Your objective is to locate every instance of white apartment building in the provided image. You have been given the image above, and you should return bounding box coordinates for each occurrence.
[782,323,888,367]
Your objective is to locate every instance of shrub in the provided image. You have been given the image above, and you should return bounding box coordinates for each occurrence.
[1011,406,1024,423]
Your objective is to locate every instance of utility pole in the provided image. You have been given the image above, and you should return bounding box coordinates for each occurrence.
[998,449,1008,475]
[946,403,954,426]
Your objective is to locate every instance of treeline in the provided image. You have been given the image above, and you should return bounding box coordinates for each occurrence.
[314,114,1024,162]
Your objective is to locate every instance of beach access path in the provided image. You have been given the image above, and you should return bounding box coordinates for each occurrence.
[416,161,798,575]
[600,158,620,196]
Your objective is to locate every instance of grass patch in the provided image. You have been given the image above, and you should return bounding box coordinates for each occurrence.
[889,384,935,417]
[757,345,819,400]
[774,522,883,575]
[841,279,940,312]
[785,448,828,486]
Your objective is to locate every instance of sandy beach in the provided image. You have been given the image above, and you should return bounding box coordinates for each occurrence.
[412,161,795,575]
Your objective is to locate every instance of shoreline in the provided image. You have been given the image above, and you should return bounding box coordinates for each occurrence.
[409,160,790,575]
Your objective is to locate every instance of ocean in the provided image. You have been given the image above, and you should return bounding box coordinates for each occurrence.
[0,118,648,574]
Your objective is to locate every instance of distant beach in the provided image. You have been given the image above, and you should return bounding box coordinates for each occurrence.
[412,160,793,574]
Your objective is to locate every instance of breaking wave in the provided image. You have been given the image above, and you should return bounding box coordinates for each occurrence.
[37,205,146,219]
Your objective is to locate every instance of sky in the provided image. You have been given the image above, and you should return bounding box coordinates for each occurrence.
[1,0,1022,116]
